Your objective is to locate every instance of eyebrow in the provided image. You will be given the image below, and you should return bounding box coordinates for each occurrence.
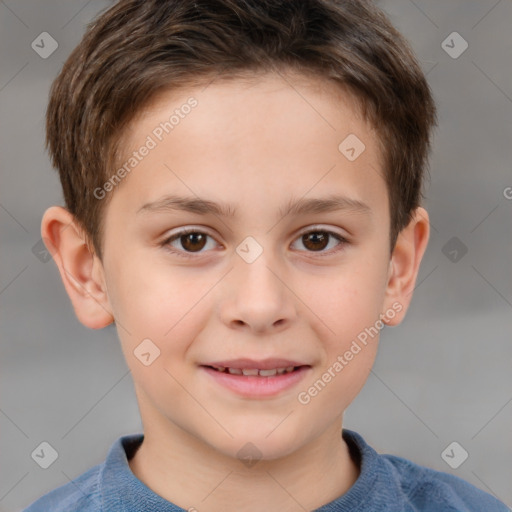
[137,194,372,218]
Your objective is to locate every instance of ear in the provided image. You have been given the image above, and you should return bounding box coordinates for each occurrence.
[41,206,114,329]
[381,206,430,326]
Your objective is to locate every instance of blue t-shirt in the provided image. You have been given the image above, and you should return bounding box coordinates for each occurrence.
[23,429,509,511]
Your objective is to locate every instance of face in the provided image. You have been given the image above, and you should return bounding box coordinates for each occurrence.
[90,72,402,460]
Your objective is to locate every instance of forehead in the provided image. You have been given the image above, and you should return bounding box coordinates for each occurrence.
[120,69,379,160]
[107,71,387,223]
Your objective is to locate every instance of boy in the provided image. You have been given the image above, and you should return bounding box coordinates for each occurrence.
[24,0,509,510]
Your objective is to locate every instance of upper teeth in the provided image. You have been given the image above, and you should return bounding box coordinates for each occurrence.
[214,366,296,376]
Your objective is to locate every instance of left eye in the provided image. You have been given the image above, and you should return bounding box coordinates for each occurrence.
[161,228,348,257]
[291,229,347,254]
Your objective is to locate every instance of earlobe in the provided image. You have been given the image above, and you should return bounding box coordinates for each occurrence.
[41,206,114,329]
[382,207,430,326]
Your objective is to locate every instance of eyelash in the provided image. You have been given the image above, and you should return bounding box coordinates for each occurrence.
[160,226,349,259]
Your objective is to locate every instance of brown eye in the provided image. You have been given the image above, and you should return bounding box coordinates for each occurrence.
[291,229,348,256]
[301,232,329,251]
[162,229,217,257]
[180,232,207,252]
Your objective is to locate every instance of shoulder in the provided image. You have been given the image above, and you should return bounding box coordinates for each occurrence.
[342,430,509,512]
[381,451,509,512]
[22,463,101,512]
[22,433,144,512]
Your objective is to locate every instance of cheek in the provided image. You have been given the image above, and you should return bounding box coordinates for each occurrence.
[316,263,386,333]
[107,258,211,359]
[110,256,200,327]
[308,261,385,385]
[303,276,382,415]
[111,265,209,400]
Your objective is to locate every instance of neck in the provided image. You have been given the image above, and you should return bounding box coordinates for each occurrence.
[129,413,360,512]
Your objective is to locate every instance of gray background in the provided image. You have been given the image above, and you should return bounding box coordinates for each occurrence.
[1,0,511,510]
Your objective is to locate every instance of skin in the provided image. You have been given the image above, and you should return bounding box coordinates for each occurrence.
[42,71,429,511]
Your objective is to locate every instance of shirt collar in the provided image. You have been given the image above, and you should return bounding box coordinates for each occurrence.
[99,433,185,511]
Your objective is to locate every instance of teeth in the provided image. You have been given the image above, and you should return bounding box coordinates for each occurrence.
[241,368,259,376]
[259,368,277,376]
[215,366,297,376]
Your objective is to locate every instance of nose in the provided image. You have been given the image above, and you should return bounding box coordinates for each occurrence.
[219,252,297,335]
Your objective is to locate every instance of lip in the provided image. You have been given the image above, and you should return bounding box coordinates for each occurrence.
[202,358,308,370]
[200,364,312,398]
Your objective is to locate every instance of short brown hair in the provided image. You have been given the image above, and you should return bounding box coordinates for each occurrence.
[46,0,437,260]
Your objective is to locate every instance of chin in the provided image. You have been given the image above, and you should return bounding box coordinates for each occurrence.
[206,424,304,463]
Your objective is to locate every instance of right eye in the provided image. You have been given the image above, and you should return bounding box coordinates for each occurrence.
[160,228,220,258]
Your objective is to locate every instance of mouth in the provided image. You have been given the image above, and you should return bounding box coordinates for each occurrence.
[199,361,312,398]
[202,365,306,376]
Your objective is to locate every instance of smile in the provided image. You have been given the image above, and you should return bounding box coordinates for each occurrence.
[208,365,299,376]
[200,365,311,398]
